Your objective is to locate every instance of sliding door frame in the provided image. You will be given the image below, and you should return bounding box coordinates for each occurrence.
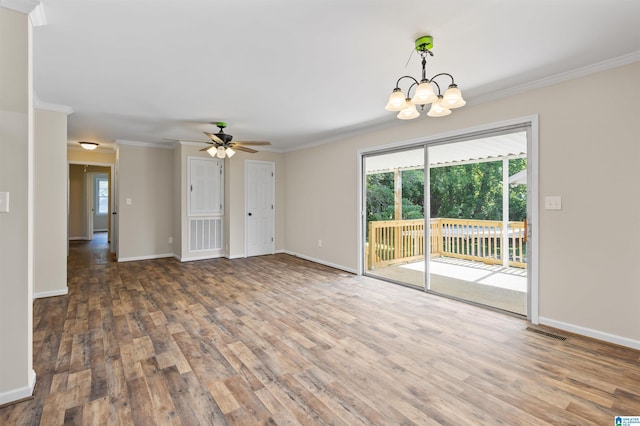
[358,116,539,323]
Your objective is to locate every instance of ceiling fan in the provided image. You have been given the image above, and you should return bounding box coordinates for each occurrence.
[196,122,271,158]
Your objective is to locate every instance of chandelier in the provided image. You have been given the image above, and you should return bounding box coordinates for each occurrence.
[385,36,465,120]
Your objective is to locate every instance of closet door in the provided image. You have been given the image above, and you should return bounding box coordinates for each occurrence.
[189,157,223,215]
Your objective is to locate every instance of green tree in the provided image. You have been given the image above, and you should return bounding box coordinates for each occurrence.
[429,159,527,221]
[508,158,527,221]
[367,158,527,223]
[401,169,424,219]
[366,169,426,222]
[366,172,394,221]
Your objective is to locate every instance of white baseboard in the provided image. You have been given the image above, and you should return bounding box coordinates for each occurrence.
[68,236,88,241]
[176,253,225,262]
[281,250,358,274]
[226,250,287,259]
[539,316,640,350]
[117,253,174,262]
[33,287,68,300]
[0,369,36,406]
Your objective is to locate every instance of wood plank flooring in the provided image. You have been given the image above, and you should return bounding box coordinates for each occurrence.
[1,233,639,424]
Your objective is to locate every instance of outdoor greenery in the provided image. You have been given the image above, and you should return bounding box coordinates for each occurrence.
[366,158,527,222]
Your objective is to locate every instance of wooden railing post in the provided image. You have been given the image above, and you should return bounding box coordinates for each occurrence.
[368,221,375,270]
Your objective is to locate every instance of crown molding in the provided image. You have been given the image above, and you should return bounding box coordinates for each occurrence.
[0,0,45,26]
[470,50,640,106]
[29,2,45,26]
[117,139,176,149]
[0,0,38,14]
[33,94,74,114]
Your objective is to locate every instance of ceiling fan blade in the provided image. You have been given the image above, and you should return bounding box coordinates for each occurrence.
[199,146,215,152]
[203,131,224,144]
[233,146,258,154]
[232,141,271,146]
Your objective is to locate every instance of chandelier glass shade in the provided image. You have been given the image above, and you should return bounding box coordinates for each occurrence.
[385,36,465,120]
[397,100,420,120]
[427,95,452,117]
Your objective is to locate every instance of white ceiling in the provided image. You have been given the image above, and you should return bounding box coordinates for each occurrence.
[14,0,640,151]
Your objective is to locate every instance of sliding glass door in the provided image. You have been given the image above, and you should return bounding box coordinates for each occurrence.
[362,127,530,316]
[364,148,425,289]
[427,135,528,315]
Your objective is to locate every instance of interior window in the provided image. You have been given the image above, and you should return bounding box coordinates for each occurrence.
[96,176,109,215]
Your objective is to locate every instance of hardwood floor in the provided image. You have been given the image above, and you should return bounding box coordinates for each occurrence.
[2,233,639,424]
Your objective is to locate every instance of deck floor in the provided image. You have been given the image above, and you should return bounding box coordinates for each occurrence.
[367,257,527,315]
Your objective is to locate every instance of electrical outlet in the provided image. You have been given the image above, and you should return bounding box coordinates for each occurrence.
[317,239,322,247]
[168,237,173,244]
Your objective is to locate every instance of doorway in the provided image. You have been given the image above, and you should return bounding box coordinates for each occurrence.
[362,122,536,319]
[68,163,114,254]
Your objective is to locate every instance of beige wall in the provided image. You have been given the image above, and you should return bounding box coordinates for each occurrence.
[34,108,68,297]
[284,62,640,346]
[285,143,359,270]
[67,147,116,164]
[68,164,85,238]
[0,6,34,404]
[117,143,174,260]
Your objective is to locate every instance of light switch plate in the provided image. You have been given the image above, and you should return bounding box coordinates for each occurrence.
[544,196,562,210]
[0,192,9,213]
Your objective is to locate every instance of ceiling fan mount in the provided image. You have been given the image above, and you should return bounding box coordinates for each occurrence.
[211,122,233,145]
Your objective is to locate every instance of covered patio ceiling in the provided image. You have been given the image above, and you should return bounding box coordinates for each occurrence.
[365,131,527,174]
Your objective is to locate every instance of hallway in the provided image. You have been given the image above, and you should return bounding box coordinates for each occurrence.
[68,232,112,267]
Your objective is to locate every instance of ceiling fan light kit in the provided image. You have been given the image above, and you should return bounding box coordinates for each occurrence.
[79,141,99,150]
[385,36,465,120]
[207,145,236,159]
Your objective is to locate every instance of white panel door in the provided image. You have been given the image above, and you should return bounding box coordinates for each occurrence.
[246,161,275,257]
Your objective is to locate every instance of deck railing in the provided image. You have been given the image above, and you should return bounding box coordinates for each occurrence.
[367,218,526,270]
